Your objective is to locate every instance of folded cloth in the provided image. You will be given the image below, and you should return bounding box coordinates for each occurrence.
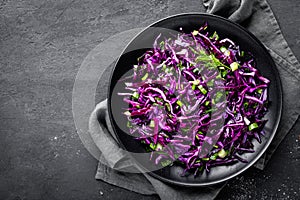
[88,0,300,199]
[90,99,226,199]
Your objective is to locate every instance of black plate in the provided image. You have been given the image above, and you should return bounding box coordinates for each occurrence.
[108,13,282,186]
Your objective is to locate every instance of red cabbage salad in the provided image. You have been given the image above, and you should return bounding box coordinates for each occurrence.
[117,23,270,176]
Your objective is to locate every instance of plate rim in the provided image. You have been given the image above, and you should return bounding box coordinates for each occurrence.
[107,12,283,187]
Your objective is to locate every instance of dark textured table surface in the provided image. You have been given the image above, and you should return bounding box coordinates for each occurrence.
[0,0,299,199]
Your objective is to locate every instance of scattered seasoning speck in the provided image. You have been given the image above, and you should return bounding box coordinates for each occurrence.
[99,191,103,195]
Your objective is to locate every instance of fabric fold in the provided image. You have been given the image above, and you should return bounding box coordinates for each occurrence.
[90,99,226,199]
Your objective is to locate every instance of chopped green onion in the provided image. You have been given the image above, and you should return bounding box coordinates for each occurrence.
[162,64,166,70]
[198,85,207,94]
[218,149,227,158]
[248,122,259,131]
[176,100,183,107]
[193,68,199,73]
[205,101,210,106]
[192,30,199,36]
[141,73,148,81]
[224,50,230,57]
[190,79,200,85]
[210,154,218,160]
[149,120,155,128]
[124,111,131,116]
[155,143,163,151]
[212,99,215,105]
[221,70,228,77]
[165,103,171,111]
[257,88,263,94]
[192,84,196,90]
[159,41,165,49]
[149,143,156,150]
[210,31,219,40]
[230,62,239,71]
[220,46,227,52]
[132,92,139,99]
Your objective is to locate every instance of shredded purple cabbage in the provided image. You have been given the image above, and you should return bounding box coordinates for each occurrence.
[118,23,270,176]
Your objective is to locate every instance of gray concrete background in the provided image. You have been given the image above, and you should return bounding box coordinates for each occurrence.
[0,0,299,199]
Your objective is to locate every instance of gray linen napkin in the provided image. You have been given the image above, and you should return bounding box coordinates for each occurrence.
[89,0,300,199]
